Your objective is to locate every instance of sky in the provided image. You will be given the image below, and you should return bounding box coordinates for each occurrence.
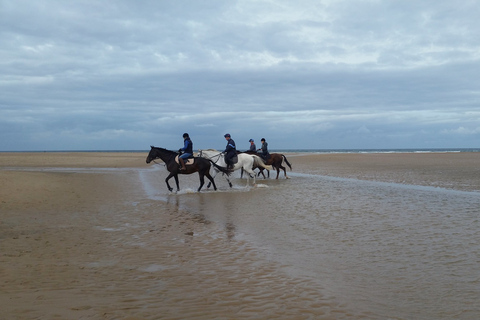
[1,0,479,151]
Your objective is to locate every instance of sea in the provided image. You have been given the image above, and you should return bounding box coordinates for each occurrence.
[13,147,480,154]
[137,148,480,319]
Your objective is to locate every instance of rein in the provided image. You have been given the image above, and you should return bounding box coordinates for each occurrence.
[200,151,223,164]
[150,148,177,167]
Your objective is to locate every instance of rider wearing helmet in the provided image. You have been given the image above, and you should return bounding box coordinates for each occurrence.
[223,133,236,169]
[248,139,256,152]
[178,133,193,170]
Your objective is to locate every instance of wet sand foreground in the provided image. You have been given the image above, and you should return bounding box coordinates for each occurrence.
[1,151,479,319]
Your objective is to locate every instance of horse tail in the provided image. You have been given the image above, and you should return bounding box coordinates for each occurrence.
[209,160,232,176]
[282,154,292,170]
[253,155,273,171]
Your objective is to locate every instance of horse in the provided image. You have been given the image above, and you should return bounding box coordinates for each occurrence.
[198,149,272,188]
[238,151,267,179]
[242,151,292,179]
[146,146,231,192]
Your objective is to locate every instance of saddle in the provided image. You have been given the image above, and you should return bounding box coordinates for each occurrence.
[224,154,238,165]
[175,155,195,166]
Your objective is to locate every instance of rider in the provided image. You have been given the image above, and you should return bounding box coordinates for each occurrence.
[248,139,256,152]
[178,133,193,170]
[223,133,236,169]
[257,138,270,160]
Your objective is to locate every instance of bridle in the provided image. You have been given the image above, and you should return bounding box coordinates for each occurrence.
[198,150,223,164]
[148,148,176,167]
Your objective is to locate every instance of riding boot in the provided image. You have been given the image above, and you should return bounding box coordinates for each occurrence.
[179,157,187,170]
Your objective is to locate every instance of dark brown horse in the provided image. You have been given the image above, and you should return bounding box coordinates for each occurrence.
[241,151,292,179]
[146,146,231,192]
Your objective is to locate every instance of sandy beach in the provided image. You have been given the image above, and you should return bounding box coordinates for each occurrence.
[1,151,479,319]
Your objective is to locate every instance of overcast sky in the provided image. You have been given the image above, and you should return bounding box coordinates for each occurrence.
[1,0,479,151]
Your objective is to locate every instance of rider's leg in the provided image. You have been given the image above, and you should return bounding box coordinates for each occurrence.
[179,157,186,170]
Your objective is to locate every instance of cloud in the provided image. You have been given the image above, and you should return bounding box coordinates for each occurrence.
[1,0,479,150]
[442,126,480,135]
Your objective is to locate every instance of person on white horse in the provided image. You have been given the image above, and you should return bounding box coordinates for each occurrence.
[223,133,236,170]
[198,149,272,188]
[178,133,193,171]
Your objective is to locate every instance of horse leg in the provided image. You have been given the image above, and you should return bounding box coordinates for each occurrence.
[197,172,205,192]
[258,169,266,179]
[205,172,217,191]
[265,168,270,179]
[244,168,256,187]
[257,168,263,178]
[173,174,180,191]
[275,166,281,179]
[207,168,218,189]
[281,165,289,179]
[165,173,175,192]
[224,173,232,188]
[275,164,287,179]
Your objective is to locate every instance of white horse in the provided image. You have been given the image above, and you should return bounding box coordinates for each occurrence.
[198,149,272,188]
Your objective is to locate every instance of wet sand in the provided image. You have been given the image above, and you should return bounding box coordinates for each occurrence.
[290,152,480,192]
[1,151,479,319]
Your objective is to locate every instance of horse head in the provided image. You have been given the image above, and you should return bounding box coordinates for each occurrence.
[146,146,157,164]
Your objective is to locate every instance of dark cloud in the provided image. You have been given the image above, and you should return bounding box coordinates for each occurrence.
[1,0,479,150]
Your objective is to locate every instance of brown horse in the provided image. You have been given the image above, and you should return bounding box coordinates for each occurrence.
[241,151,292,179]
[146,146,231,192]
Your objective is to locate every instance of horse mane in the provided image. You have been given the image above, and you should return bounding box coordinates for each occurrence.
[151,146,178,155]
[203,148,219,152]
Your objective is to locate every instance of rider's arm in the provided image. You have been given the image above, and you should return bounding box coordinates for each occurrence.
[181,140,188,151]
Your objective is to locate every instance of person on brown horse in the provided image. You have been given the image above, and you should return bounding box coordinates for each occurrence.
[178,133,193,170]
[248,139,256,152]
[257,138,270,161]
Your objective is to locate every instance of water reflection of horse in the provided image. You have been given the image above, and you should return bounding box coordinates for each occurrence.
[146,146,231,192]
[198,149,272,188]
[242,151,292,179]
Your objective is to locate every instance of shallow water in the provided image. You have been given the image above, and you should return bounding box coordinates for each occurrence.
[140,164,480,319]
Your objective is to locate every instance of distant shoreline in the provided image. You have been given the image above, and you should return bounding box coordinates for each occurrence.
[1,147,479,154]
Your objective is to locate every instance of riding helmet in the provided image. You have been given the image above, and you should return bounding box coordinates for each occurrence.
[249,139,254,142]
[224,133,231,138]
[183,133,189,138]
[261,138,265,141]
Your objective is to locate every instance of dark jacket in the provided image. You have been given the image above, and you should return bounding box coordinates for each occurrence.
[224,138,236,158]
[181,138,193,154]
[260,141,269,156]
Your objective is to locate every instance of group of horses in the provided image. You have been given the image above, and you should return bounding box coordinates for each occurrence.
[145,146,292,192]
